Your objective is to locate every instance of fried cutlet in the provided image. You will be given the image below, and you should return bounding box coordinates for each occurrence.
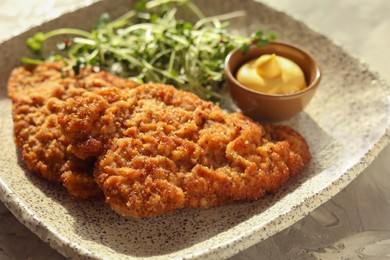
[7,62,139,198]
[58,83,311,218]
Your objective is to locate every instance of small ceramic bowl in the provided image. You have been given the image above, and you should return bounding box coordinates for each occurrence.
[224,41,321,121]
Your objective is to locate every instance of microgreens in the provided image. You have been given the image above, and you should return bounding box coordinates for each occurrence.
[23,0,275,103]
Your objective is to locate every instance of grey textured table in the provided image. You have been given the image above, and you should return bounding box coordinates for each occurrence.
[1,0,389,259]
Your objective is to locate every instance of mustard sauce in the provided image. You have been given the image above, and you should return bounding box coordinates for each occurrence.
[236,54,306,94]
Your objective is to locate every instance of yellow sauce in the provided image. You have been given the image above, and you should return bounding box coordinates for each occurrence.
[236,54,306,94]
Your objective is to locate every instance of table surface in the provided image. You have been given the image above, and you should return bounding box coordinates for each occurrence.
[0,0,389,259]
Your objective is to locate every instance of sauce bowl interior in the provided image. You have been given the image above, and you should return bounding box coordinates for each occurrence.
[224,42,321,121]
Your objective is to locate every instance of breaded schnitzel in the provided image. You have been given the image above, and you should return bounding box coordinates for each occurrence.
[8,62,310,217]
[7,62,139,198]
[58,83,311,218]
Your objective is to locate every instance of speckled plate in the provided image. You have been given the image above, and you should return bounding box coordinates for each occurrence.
[0,0,389,259]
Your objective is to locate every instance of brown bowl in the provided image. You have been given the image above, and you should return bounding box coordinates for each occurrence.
[224,41,321,121]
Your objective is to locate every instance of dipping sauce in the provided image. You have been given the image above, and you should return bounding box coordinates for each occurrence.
[236,54,306,94]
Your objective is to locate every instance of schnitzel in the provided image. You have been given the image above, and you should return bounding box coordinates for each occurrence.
[8,62,310,218]
[58,83,311,218]
[7,62,139,198]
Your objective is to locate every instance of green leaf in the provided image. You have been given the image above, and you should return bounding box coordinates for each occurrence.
[34,32,45,42]
[267,32,276,41]
[256,39,269,47]
[20,57,43,65]
[183,22,192,30]
[240,43,249,53]
[94,13,110,30]
[26,37,42,52]
[253,30,263,39]
[150,14,160,23]
[134,0,148,11]
[26,32,46,53]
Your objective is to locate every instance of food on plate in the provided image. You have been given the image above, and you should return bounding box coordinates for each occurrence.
[8,0,312,218]
[23,0,275,103]
[58,78,311,218]
[8,62,310,218]
[225,42,321,121]
[7,62,139,198]
[236,53,307,94]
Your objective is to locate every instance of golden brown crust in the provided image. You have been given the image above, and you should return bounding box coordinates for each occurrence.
[8,62,311,217]
[59,83,311,218]
[7,62,139,198]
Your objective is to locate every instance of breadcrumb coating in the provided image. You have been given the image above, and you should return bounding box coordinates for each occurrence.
[59,83,311,218]
[8,62,310,217]
[7,62,139,198]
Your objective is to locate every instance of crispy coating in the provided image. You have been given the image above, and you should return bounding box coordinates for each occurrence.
[7,62,139,198]
[59,83,311,218]
[8,62,310,217]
